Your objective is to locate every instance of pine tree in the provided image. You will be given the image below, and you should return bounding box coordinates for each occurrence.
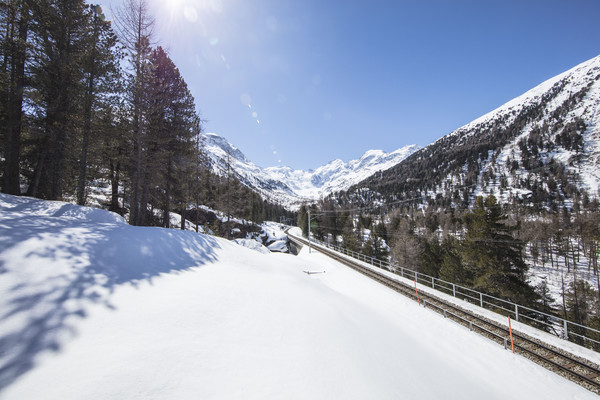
[1,0,30,195]
[99,103,128,213]
[145,46,200,227]
[461,195,537,305]
[26,0,90,199]
[76,4,121,205]
[564,279,599,345]
[419,237,442,278]
[439,236,470,285]
[341,215,360,253]
[297,204,308,237]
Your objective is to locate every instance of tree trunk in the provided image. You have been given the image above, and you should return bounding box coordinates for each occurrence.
[77,15,99,205]
[164,161,171,228]
[2,2,28,195]
[109,160,120,212]
[26,145,47,198]
[130,84,142,225]
[77,83,93,205]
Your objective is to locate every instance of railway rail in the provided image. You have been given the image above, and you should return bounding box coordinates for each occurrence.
[288,233,600,395]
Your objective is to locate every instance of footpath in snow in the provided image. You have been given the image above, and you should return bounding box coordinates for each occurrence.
[0,193,596,399]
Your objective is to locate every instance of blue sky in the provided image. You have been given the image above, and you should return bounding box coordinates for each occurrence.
[101,0,600,170]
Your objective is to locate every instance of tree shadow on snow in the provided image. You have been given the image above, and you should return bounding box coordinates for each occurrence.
[0,215,220,392]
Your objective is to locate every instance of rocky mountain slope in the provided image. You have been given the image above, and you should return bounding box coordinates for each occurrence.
[203,132,419,209]
[352,54,600,210]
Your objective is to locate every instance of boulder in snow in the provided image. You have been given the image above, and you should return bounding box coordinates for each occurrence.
[267,240,289,253]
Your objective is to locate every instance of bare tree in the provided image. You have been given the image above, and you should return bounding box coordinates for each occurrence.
[391,219,420,269]
[112,0,155,225]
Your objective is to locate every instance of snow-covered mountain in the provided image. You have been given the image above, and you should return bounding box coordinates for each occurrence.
[203,132,420,208]
[355,54,600,208]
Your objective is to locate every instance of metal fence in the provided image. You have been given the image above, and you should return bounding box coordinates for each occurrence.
[301,234,600,350]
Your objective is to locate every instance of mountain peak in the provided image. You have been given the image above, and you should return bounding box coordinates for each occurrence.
[357,53,600,208]
[204,132,249,164]
[202,132,420,209]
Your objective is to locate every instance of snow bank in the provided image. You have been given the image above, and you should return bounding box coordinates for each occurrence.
[0,194,596,399]
[267,240,289,253]
[261,221,289,242]
[0,193,125,224]
[233,238,271,254]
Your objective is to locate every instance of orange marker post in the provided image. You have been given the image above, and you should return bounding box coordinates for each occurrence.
[508,316,515,354]
[414,279,421,306]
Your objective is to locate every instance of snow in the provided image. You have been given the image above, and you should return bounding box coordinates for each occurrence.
[430,54,600,206]
[266,240,288,253]
[204,132,420,209]
[454,55,600,138]
[304,237,600,364]
[0,194,596,399]
[261,221,289,242]
[232,238,271,254]
[415,54,600,301]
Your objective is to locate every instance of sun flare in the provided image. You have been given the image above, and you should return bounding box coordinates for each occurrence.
[164,0,185,9]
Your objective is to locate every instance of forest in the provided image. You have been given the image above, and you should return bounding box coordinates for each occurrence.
[298,193,600,347]
[0,0,292,230]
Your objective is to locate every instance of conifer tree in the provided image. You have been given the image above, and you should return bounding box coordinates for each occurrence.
[1,0,30,195]
[76,4,121,205]
[439,236,470,284]
[391,218,420,269]
[461,195,537,305]
[26,0,90,199]
[145,46,200,227]
[297,204,308,237]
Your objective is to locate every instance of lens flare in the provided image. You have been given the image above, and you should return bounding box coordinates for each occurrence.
[183,6,198,22]
[240,93,252,107]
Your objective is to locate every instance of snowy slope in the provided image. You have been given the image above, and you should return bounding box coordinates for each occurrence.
[368,54,600,207]
[454,54,600,199]
[0,194,596,399]
[203,132,419,208]
[356,53,600,214]
[265,145,420,199]
[456,55,600,140]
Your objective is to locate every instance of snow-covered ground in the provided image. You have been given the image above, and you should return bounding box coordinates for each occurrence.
[0,194,596,399]
[294,229,600,363]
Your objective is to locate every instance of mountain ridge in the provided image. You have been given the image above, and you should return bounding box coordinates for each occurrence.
[202,132,420,208]
[349,54,600,209]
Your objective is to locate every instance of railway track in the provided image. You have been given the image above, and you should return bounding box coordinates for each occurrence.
[288,233,600,395]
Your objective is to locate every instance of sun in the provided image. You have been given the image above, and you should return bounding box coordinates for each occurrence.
[157,0,205,24]
[164,0,185,9]
[156,0,186,25]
